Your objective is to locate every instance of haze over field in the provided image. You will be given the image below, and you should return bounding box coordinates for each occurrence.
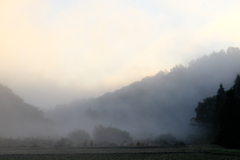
[1,0,240,109]
[0,48,240,139]
[47,48,240,138]
[1,0,240,142]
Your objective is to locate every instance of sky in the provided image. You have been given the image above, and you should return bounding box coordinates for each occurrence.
[1,0,240,110]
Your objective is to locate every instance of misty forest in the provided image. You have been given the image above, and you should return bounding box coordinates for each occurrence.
[1,47,240,149]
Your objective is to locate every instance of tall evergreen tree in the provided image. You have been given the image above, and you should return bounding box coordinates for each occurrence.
[191,75,240,147]
[215,75,240,148]
[215,89,240,148]
[191,84,226,142]
[214,84,225,127]
[233,74,240,97]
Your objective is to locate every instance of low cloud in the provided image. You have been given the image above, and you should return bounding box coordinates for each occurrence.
[1,0,240,109]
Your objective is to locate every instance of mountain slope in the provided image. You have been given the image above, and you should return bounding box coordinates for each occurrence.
[0,84,54,137]
[49,47,240,138]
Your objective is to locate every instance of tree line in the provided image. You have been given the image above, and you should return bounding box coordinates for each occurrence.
[191,74,240,148]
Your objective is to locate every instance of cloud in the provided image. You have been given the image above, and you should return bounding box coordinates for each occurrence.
[0,0,159,87]
[1,0,240,109]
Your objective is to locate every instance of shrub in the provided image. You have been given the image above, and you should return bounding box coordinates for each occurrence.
[55,137,72,147]
[93,125,132,144]
[155,133,178,145]
[68,129,91,144]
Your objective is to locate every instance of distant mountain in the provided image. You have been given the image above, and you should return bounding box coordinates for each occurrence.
[49,47,240,138]
[0,84,54,137]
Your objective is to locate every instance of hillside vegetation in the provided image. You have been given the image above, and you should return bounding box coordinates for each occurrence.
[48,47,240,139]
[0,84,54,137]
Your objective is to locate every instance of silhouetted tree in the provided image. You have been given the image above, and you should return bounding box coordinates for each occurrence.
[233,74,240,97]
[213,84,226,127]
[215,75,240,148]
[190,84,226,142]
[190,96,216,132]
[215,89,240,148]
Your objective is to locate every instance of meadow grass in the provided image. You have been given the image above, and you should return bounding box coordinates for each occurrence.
[0,144,239,159]
[0,153,239,160]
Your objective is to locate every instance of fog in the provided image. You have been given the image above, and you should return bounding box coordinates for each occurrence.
[0,84,56,138]
[46,47,240,139]
[0,47,240,143]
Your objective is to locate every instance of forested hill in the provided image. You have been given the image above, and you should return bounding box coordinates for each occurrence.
[49,47,240,138]
[0,84,54,137]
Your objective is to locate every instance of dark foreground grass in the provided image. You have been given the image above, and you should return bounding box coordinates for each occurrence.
[0,153,240,160]
[0,145,240,160]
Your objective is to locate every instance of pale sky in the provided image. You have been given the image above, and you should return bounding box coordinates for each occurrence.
[1,0,240,109]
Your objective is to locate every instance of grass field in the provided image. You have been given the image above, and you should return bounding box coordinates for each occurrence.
[0,153,240,160]
[0,145,239,160]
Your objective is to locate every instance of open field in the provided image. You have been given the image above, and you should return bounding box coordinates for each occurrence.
[0,153,240,160]
[0,145,240,159]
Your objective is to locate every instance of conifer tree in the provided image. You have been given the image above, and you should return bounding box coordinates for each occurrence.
[233,74,240,97]
[214,84,225,127]
[191,75,240,148]
[216,89,240,148]
[191,84,226,142]
[215,75,240,148]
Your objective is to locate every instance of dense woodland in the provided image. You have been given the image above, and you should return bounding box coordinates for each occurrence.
[0,47,240,148]
[191,75,240,148]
